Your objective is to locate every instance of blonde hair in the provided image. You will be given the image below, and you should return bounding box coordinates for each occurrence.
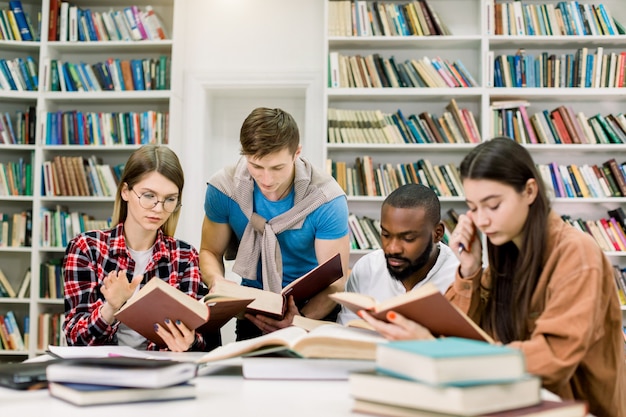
[111,145,184,236]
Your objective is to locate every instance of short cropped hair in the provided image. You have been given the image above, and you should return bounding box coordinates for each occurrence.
[239,107,300,158]
[383,184,441,225]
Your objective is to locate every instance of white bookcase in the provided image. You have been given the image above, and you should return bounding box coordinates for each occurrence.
[0,0,180,360]
[323,0,626,327]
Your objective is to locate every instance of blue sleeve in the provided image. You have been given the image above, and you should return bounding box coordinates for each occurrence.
[204,184,230,224]
[312,195,349,240]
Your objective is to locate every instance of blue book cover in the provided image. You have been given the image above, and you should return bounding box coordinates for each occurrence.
[8,1,33,41]
[598,4,615,35]
[0,60,18,90]
[395,109,416,143]
[16,58,33,91]
[83,9,99,41]
[131,60,145,90]
[542,110,561,144]
[406,118,425,143]
[585,55,594,88]
[493,57,503,87]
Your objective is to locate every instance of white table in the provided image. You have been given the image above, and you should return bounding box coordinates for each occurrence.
[0,365,356,416]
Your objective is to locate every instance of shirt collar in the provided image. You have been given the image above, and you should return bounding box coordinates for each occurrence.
[109,222,170,261]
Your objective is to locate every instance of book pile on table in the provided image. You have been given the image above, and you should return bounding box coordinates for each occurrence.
[45,356,198,406]
[349,337,588,417]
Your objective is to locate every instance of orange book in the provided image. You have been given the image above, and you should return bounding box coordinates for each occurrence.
[119,60,135,91]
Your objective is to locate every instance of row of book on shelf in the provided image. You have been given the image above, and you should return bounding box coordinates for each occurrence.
[0,311,27,352]
[0,257,66,300]
[0,158,32,197]
[48,2,167,43]
[328,52,478,89]
[41,56,170,93]
[41,206,111,248]
[328,99,481,145]
[45,110,169,146]
[0,107,36,144]
[0,1,36,41]
[328,153,626,199]
[491,101,626,145]
[538,159,626,199]
[328,0,450,37]
[490,0,624,36]
[561,207,626,253]
[0,211,31,248]
[0,56,38,91]
[42,155,123,197]
[0,310,65,351]
[328,156,463,198]
[490,47,626,89]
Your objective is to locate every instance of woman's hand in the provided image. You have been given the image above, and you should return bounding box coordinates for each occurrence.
[154,319,197,352]
[450,213,482,278]
[359,310,435,341]
[100,271,142,323]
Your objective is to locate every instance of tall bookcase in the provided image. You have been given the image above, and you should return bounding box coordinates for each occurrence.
[323,0,626,328]
[0,0,180,360]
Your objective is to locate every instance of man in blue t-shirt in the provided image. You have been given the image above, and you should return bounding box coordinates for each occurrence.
[200,107,350,341]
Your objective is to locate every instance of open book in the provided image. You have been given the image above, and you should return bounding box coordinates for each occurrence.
[329,282,494,343]
[114,277,253,346]
[211,252,343,319]
[197,320,386,362]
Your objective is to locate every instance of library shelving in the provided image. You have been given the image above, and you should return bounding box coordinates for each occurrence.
[323,0,626,328]
[0,0,180,360]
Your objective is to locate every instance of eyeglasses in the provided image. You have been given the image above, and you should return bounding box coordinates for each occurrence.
[131,189,181,213]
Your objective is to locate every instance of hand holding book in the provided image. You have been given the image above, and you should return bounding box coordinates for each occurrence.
[358,309,437,341]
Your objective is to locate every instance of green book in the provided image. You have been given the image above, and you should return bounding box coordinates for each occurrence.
[157,55,168,90]
[49,59,60,91]
[593,114,621,144]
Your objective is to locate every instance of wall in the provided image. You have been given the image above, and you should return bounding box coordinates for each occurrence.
[174,0,326,248]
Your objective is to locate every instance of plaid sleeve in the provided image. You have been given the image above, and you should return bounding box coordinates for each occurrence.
[63,234,118,346]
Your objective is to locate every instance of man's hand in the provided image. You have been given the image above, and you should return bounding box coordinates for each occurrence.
[245,296,300,334]
[300,280,343,319]
[358,310,435,341]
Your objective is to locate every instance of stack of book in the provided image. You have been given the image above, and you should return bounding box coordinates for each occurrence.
[349,337,588,416]
[46,357,198,406]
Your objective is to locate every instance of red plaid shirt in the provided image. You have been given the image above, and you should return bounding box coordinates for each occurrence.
[63,222,208,351]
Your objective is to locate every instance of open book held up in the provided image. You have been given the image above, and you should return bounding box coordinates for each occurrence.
[211,253,343,319]
[114,277,253,346]
[329,282,493,343]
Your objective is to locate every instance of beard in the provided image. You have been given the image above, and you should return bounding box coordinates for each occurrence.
[386,239,434,282]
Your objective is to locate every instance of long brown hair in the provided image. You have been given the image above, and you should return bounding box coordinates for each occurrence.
[111,145,184,236]
[459,137,551,343]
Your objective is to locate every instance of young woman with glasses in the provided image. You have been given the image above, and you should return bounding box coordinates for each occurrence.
[63,145,210,351]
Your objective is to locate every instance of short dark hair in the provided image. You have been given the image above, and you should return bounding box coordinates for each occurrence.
[383,184,441,225]
[239,107,300,158]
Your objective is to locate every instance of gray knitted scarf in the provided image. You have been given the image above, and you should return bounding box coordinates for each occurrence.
[208,156,345,293]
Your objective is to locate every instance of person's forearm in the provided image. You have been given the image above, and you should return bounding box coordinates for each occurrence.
[300,278,345,319]
[199,250,226,288]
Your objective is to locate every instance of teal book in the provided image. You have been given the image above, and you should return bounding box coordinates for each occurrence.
[376,337,526,386]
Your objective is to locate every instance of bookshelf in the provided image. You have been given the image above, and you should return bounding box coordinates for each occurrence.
[323,0,626,329]
[0,0,179,360]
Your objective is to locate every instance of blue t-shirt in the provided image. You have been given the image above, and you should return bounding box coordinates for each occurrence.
[205,183,349,289]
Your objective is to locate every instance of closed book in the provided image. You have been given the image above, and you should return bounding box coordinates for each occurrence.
[376,337,526,386]
[349,371,541,416]
[46,357,197,389]
[48,381,196,406]
[330,282,492,342]
[352,398,588,417]
[8,1,32,41]
[114,276,252,346]
[242,357,374,380]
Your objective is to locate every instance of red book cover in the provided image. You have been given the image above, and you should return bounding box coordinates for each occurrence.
[550,110,573,143]
[48,0,59,41]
